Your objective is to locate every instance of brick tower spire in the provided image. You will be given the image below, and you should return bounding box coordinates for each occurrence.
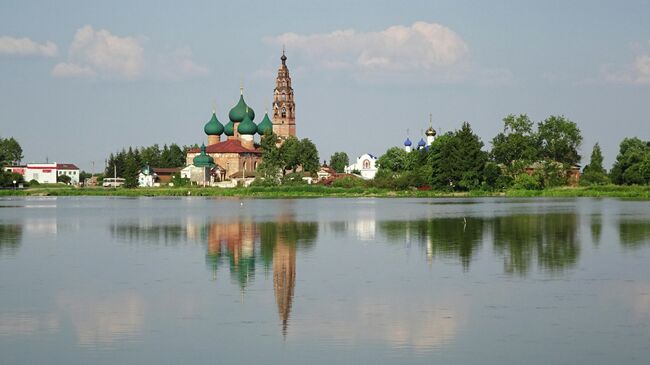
[272,48,296,139]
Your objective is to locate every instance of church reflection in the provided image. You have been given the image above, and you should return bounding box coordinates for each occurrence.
[203,215,317,336]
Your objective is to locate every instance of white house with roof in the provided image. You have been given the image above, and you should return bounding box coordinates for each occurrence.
[6,163,80,184]
[345,153,378,180]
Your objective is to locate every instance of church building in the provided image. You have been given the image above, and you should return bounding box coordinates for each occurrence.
[186,51,296,181]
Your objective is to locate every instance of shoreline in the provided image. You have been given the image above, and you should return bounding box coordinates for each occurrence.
[1,185,649,199]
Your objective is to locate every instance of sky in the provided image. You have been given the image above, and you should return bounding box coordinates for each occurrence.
[1,0,649,171]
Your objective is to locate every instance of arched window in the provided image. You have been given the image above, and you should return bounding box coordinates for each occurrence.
[363,160,370,169]
[243,161,247,171]
[282,93,286,101]
[281,107,286,118]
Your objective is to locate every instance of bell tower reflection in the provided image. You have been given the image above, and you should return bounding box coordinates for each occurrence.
[203,206,317,337]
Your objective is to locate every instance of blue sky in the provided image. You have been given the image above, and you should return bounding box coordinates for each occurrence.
[1,0,649,170]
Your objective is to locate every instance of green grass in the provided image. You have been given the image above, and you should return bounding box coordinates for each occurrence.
[1,184,648,199]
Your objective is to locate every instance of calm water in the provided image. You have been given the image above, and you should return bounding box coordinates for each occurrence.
[1,197,649,364]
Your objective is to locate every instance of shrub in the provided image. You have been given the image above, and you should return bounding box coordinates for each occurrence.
[331,176,366,188]
[513,173,542,190]
[282,172,308,186]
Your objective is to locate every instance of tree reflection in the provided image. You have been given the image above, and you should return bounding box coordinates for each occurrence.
[0,224,23,256]
[110,223,185,245]
[492,213,579,275]
[619,219,650,249]
[379,218,485,271]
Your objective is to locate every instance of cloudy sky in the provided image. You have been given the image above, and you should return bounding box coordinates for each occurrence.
[1,0,648,170]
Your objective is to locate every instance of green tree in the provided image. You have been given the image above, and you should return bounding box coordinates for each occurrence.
[123,148,140,188]
[280,137,301,173]
[256,131,284,185]
[377,147,410,176]
[431,123,487,191]
[298,138,319,174]
[57,174,72,184]
[0,137,23,166]
[490,114,539,177]
[610,137,650,185]
[581,143,609,185]
[537,115,582,166]
[329,152,349,173]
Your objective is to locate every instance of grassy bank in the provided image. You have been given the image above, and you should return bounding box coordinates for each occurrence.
[1,184,650,199]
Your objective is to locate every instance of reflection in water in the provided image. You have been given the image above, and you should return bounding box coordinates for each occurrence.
[619,219,650,249]
[0,224,23,256]
[379,213,580,275]
[203,217,317,335]
[493,214,579,275]
[111,222,186,245]
[0,313,59,337]
[591,214,602,246]
[380,218,485,270]
[56,293,145,347]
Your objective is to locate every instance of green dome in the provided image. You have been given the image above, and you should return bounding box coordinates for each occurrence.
[237,108,257,135]
[193,144,215,167]
[204,112,224,136]
[228,94,255,123]
[257,112,273,135]
[224,120,235,136]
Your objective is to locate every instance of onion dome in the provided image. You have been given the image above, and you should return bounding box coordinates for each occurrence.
[425,126,436,137]
[224,120,235,136]
[228,93,255,123]
[204,112,224,136]
[418,138,426,147]
[193,144,215,167]
[403,137,412,147]
[237,107,257,135]
[257,111,273,135]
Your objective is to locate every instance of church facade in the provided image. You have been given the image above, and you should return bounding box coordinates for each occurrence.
[186,51,296,180]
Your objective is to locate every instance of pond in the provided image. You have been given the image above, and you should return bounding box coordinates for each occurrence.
[0,197,649,364]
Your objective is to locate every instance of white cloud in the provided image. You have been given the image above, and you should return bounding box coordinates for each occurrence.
[152,47,209,81]
[0,36,58,57]
[604,54,650,85]
[264,21,469,74]
[53,25,144,79]
[51,62,96,78]
[53,25,208,81]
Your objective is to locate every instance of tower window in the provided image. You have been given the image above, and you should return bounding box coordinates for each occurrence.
[281,107,286,118]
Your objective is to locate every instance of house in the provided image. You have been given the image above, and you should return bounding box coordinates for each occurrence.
[138,166,182,187]
[5,163,80,184]
[345,154,378,180]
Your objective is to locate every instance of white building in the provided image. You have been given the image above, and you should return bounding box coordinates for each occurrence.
[6,163,80,184]
[138,166,158,187]
[345,153,378,180]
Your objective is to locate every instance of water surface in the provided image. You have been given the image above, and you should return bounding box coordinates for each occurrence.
[1,197,649,364]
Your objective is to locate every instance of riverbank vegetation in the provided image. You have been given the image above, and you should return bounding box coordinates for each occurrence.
[2,184,650,199]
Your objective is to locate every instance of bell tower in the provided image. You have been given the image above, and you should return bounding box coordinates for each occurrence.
[272,48,296,139]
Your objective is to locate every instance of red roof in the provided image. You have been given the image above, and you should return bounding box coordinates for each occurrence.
[56,163,79,170]
[152,167,182,174]
[188,139,261,154]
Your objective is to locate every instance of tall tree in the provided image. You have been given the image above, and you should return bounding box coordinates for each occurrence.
[610,137,650,185]
[537,115,582,166]
[329,152,349,173]
[431,123,487,191]
[581,143,609,185]
[0,137,23,166]
[490,114,539,175]
[299,138,320,174]
[257,131,284,184]
[280,137,301,173]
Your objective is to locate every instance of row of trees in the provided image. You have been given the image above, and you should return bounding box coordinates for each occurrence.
[374,115,588,191]
[104,143,193,188]
[256,133,320,185]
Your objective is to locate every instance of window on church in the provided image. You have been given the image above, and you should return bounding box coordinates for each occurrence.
[282,94,286,101]
[363,160,370,169]
[281,107,286,118]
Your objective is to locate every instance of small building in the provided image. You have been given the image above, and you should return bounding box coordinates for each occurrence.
[5,163,80,184]
[345,154,378,180]
[317,165,336,182]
